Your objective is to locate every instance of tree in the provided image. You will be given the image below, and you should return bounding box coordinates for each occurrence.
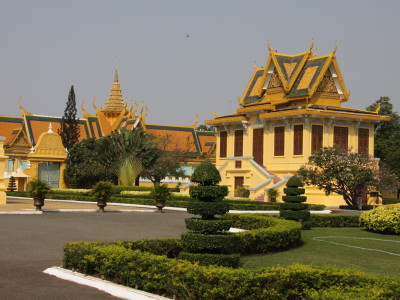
[366,96,400,177]
[104,127,160,186]
[7,176,17,192]
[59,86,80,150]
[64,138,118,188]
[141,134,187,185]
[298,146,379,207]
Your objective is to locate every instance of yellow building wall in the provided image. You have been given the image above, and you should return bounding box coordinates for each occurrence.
[214,116,376,207]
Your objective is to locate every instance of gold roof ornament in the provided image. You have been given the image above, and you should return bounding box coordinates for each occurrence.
[101,66,126,113]
[333,41,338,54]
[375,104,381,114]
[18,97,32,116]
[92,97,99,111]
[212,111,217,118]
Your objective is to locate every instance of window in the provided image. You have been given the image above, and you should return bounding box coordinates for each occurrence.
[20,161,27,170]
[358,128,369,155]
[234,176,244,191]
[7,160,13,171]
[219,131,227,158]
[274,126,285,156]
[252,128,264,166]
[311,125,323,153]
[293,125,303,155]
[234,130,243,157]
[334,126,348,149]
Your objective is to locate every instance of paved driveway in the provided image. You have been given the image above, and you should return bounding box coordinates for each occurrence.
[0,210,189,299]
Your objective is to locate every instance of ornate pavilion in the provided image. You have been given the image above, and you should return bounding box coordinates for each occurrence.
[205,41,389,205]
[0,68,215,191]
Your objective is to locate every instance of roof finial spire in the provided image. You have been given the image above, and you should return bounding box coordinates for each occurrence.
[309,39,314,51]
[114,65,119,82]
[332,41,338,54]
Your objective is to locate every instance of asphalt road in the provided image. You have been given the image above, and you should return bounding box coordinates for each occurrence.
[0,211,189,299]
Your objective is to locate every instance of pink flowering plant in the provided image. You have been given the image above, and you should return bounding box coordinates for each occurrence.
[298,146,394,207]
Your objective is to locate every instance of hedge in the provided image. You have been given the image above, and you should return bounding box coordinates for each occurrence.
[178,252,240,268]
[6,191,326,211]
[339,205,374,210]
[181,232,237,253]
[226,214,302,254]
[189,185,228,202]
[310,214,360,227]
[185,218,232,233]
[63,242,400,299]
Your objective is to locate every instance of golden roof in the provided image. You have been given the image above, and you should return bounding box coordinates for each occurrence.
[101,67,126,113]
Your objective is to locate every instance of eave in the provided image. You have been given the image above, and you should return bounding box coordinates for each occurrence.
[205,116,247,125]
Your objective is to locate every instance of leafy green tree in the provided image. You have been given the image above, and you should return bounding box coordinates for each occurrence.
[104,128,160,186]
[141,134,186,185]
[298,146,378,207]
[366,96,400,177]
[64,138,118,188]
[59,86,80,150]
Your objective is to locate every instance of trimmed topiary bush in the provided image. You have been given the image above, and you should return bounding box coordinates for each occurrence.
[235,187,250,198]
[359,204,400,234]
[190,160,221,186]
[7,176,17,192]
[181,160,239,267]
[280,176,311,229]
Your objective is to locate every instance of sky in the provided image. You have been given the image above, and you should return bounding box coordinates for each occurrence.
[1,0,399,126]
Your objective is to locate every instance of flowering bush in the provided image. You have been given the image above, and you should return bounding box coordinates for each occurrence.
[359,204,400,234]
[53,188,91,194]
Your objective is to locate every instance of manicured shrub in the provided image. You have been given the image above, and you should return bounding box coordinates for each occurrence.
[187,201,230,218]
[189,185,228,202]
[339,205,374,210]
[178,252,240,268]
[235,187,250,198]
[7,176,17,192]
[359,204,400,234]
[185,218,232,233]
[182,161,238,267]
[280,176,310,229]
[181,232,238,253]
[310,214,360,227]
[63,242,400,300]
[115,238,182,258]
[190,160,221,186]
[111,185,153,194]
[226,214,302,254]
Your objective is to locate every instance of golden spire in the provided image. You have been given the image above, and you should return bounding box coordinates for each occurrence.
[102,66,126,113]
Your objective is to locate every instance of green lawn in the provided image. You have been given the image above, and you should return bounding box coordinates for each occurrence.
[241,227,400,278]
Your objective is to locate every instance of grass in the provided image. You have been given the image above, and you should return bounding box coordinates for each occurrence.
[241,227,400,278]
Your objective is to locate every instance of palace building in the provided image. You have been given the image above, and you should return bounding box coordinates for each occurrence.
[0,68,215,191]
[205,42,389,206]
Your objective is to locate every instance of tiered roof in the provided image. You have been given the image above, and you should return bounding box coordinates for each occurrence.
[206,42,387,125]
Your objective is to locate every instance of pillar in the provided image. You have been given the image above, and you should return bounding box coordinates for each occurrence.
[0,137,9,204]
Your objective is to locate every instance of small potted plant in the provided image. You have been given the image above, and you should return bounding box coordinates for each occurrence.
[90,181,114,212]
[267,188,280,202]
[28,179,51,211]
[150,184,170,213]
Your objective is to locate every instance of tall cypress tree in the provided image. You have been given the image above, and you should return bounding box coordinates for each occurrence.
[59,85,80,150]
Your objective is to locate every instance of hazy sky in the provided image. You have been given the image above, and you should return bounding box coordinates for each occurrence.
[1,0,399,126]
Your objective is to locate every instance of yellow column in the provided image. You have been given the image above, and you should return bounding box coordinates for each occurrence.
[0,137,9,205]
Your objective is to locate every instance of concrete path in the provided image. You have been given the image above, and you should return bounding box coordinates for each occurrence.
[0,198,189,299]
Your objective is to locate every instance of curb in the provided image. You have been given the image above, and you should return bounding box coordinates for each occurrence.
[43,267,170,300]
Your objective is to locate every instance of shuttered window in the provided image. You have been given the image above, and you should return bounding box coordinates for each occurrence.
[311,125,323,153]
[252,128,264,166]
[274,126,285,156]
[358,128,369,155]
[234,130,244,157]
[334,126,348,149]
[293,125,303,155]
[219,131,227,158]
